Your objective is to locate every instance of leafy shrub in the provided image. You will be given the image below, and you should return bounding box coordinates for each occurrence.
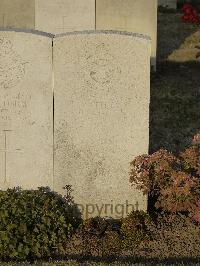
[142,213,200,259]
[129,133,200,216]
[67,217,122,256]
[120,211,153,250]
[130,149,180,196]
[80,217,108,256]
[180,145,200,176]
[101,231,122,256]
[0,187,82,261]
[83,216,108,236]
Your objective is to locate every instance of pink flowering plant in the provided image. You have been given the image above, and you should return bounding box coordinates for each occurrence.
[129,133,200,221]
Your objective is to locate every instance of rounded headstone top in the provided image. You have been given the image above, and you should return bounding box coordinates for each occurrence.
[54,30,152,42]
[0,28,54,38]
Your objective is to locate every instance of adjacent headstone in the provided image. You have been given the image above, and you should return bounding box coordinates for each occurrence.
[0,0,34,29]
[96,0,158,70]
[54,31,151,218]
[158,0,177,9]
[0,30,53,190]
[35,0,95,34]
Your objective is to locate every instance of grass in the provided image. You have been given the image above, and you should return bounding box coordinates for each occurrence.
[2,260,200,265]
[150,12,200,155]
[150,60,200,155]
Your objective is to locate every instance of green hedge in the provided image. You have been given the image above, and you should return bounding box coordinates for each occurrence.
[0,187,82,261]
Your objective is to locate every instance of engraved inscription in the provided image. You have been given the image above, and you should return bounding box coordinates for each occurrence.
[0,38,27,89]
[0,14,6,27]
[56,16,75,32]
[93,101,127,118]
[62,15,82,31]
[55,16,66,32]
[0,92,30,123]
[82,43,121,86]
[0,130,22,184]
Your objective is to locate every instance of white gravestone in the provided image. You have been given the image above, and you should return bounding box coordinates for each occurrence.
[54,31,151,218]
[0,30,53,190]
[35,0,95,34]
[0,0,34,29]
[96,0,158,71]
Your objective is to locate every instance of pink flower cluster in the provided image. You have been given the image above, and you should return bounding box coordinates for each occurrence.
[182,3,200,23]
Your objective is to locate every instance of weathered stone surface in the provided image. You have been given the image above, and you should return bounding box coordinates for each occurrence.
[0,30,53,190]
[0,0,35,29]
[158,0,177,9]
[35,0,95,34]
[54,31,151,218]
[96,0,157,70]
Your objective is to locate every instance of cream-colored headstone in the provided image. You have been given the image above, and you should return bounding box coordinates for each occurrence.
[35,0,95,34]
[0,0,35,29]
[54,31,150,219]
[158,0,177,9]
[0,30,53,190]
[96,0,157,70]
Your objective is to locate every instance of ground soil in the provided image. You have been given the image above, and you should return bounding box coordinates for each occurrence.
[150,11,200,155]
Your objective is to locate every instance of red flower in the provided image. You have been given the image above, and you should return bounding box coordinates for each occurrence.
[192,9,198,16]
[182,3,193,12]
[184,8,193,15]
[181,3,200,24]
